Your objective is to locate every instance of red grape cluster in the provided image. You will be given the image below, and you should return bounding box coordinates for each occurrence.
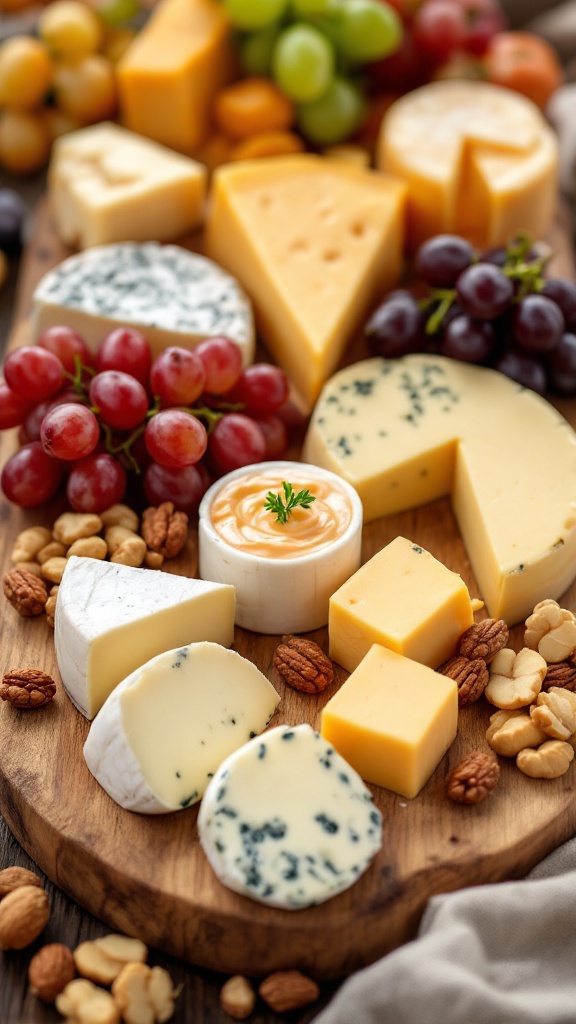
[365,233,576,397]
[0,326,299,514]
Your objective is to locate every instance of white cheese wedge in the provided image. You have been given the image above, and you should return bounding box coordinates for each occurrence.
[303,355,576,625]
[31,242,255,366]
[54,556,235,720]
[83,642,280,814]
[198,724,382,910]
[48,121,207,250]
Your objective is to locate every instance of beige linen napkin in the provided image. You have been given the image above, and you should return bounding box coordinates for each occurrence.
[313,838,576,1024]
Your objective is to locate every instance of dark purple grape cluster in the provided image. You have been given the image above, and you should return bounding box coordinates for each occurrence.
[365,233,576,396]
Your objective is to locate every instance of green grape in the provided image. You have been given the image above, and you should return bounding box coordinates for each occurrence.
[239,25,280,75]
[97,0,140,28]
[333,0,402,62]
[272,24,334,103]
[223,0,288,30]
[296,75,365,145]
[290,0,332,14]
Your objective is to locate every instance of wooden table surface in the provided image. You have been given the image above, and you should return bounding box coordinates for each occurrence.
[0,175,342,1024]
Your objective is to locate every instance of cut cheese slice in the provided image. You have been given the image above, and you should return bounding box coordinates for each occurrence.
[321,644,458,799]
[377,80,558,249]
[198,724,382,909]
[83,642,280,813]
[204,154,406,409]
[303,355,576,625]
[48,122,207,250]
[54,556,235,719]
[329,536,475,674]
[117,0,236,154]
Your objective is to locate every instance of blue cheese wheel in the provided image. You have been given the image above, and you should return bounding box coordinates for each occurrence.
[198,724,382,909]
[31,242,255,366]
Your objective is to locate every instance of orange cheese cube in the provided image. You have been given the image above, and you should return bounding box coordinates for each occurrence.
[117,0,236,154]
[321,644,458,799]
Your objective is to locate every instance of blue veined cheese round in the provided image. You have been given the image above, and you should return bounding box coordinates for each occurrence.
[198,724,382,910]
[30,242,255,366]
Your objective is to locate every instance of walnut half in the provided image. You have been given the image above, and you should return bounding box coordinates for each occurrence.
[446,751,500,805]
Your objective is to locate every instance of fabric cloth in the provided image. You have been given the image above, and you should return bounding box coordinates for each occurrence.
[314,838,576,1024]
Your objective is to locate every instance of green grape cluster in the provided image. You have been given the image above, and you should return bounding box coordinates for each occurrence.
[221,0,403,145]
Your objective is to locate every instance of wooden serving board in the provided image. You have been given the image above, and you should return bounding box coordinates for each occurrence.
[1,200,576,981]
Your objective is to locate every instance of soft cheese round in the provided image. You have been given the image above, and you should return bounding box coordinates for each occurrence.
[198,460,363,634]
[198,724,382,910]
[31,242,255,366]
[303,354,576,625]
[83,642,280,814]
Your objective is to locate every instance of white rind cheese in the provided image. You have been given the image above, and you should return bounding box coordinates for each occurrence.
[31,242,255,366]
[83,642,280,814]
[303,354,576,625]
[198,724,382,910]
[55,556,235,720]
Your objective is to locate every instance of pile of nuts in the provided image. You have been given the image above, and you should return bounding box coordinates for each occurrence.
[2,502,188,626]
[0,865,180,1023]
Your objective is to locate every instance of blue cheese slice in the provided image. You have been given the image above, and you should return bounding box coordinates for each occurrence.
[31,242,255,366]
[198,724,382,909]
[83,642,280,814]
[303,354,576,625]
[55,556,235,720]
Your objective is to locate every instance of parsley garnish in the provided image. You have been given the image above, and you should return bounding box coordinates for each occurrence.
[263,481,316,524]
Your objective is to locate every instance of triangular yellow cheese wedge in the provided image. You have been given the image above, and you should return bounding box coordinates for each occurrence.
[204,155,407,409]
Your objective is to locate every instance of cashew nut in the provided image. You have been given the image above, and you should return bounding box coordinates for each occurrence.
[484,647,547,709]
[45,585,58,628]
[530,686,576,741]
[516,740,574,779]
[55,978,120,1024]
[100,504,140,532]
[40,556,68,585]
[112,962,178,1024]
[525,599,576,663]
[37,541,68,565]
[11,526,52,563]
[486,709,546,757]
[67,536,108,560]
[110,537,147,568]
[53,512,103,546]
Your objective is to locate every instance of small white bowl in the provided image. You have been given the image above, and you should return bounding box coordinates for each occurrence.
[198,460,363,635]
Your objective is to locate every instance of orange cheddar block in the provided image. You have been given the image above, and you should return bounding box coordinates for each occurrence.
[321,644,458,799]
[117,0,236,154]
[204,154,406,410]
[377,79,558,250]
[329,536,475,674]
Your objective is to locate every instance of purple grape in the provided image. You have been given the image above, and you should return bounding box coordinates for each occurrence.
[541,278,576,330]
[547,332,576,395]
[365,295,426,358]
[513,294,564,353]
[415,234,474,288]
[480,246,507,267]
[456,263,514,320]
[493,347,547,394]
[440,315,495,363]
[0,188,26,254]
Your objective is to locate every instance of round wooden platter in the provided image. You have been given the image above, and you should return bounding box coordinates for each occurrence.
[1,200,576,981]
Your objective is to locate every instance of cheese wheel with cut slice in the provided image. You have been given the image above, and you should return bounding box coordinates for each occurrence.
[376,79,558,250]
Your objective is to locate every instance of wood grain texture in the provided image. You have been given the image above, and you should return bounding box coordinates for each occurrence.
[1,199,576,989]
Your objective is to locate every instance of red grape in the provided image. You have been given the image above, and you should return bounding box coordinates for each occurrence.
[150,347,206,407]
[441,314,495,362]
[96,327,152,386]
[208,413,266,475]
[255,414,289,459]
[144,460,211,515]
[40,403,100,460]
[66,452,127,512]
[513,294,564,353]
[0,188,26,254]
[413,0,466,61]
[458,0,506,55]
[494,347,547,394]
[4,346,65,402]
[456,263,514,319]
[89,371,149,430]
[542,278,576,330]
[37,325,94,374]
[195,337,243,394]
[226,364,289,415]
[365,294,426,357]
[144,409,208,468]
[415,234,474,288]
[0,383,34,429]
[1,441,65,507]
[548,333,576,396]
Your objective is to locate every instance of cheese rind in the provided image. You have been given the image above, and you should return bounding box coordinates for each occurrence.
[48,122,207,250]
[204,154,406,409]
[83,642,280,813]
[117,0,236,154]
[54,556,235,719]
[198,724,382,909]
[31,242,254,365]
[377,80,558,249]
[303,355,576,625]
[321,644,458,799]
[329,536,475,674]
